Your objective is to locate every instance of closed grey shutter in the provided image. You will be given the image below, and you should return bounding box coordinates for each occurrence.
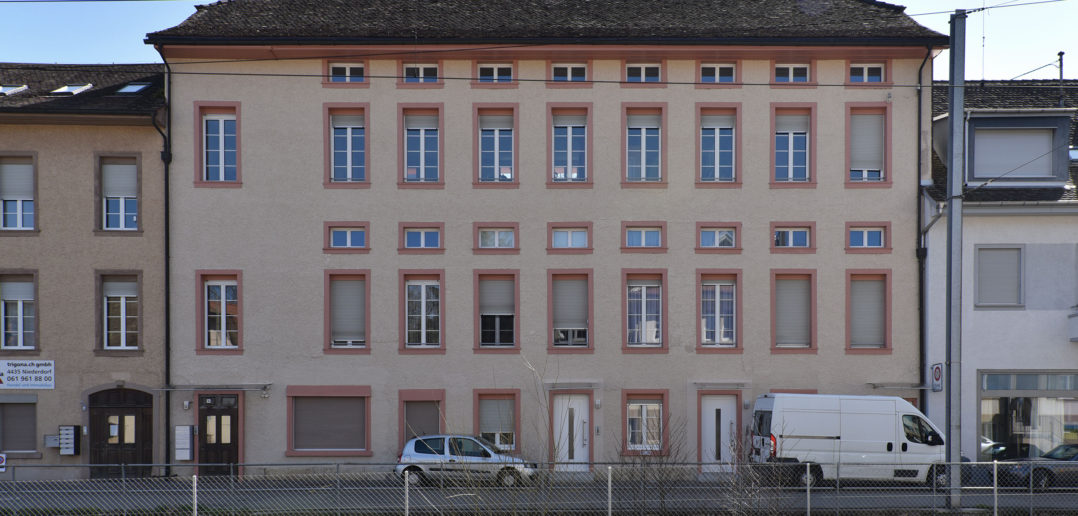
[849,279,885,347]
[553,115,586,126]
[0,282,34,300]
[479,398,513,434]
[977,248,1022,304]
[101,161,138,198]
[775,115,809,133]
[0,159,34,199]
[293,397,366,449]
[479,279,514,315]
[849,114,884,170]
[331,114,364,128]
[775,278,810,346]
[974,128,1053,177]
[479,115,513,130]
[700,115,735,128]
[102,280,138,298]
[627,114,661,128]
[331,279,366,342]
[405,401,440,439]
[627,279,658,287]
[1,403,37,451]
[404,115,438,129]
[552,279,588,329]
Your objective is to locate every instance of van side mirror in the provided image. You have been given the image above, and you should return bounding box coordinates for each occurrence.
[927,432,944,446]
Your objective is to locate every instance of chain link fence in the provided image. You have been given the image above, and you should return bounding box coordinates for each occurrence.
[2,461,1077,514]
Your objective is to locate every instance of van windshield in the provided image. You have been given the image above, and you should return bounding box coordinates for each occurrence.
[753,410,772,436]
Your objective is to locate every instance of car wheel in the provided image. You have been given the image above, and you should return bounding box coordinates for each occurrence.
[928,465,949,489]
[403,467,425,487]
[798,465,822,488]
[497,469,521,487]
[1032,470,1052,491]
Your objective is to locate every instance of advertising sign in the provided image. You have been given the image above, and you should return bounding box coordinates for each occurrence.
[0,360,55,389]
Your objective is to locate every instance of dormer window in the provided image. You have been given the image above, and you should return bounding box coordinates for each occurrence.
[117,82,150,94]
[51,83,92,95]
[0,85,28,96]
[961,114,1072,186]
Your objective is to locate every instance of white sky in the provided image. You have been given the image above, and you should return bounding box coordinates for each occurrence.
[0,0,1074,80]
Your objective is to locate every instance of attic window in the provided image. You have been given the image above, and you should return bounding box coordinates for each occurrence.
[51,83,92,95]
[117,82,150,94]
[0,85,28,96]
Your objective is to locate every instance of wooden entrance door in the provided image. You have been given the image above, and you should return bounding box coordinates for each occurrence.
[198,394,240,475]
[89,388,154,478]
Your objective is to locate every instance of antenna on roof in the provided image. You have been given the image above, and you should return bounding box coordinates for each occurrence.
[1059,51,1066,108]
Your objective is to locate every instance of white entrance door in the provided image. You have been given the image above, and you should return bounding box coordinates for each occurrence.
[552,394,589,472]
[701,395,737,473]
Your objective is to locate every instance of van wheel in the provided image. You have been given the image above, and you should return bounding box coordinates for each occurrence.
[403,467,425,487]
[1032,470,1052,491]
[497,469,521,487]
[798,465,822,488]
[927,465,948,489]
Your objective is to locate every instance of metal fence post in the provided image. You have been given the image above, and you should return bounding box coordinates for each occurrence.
[805,463,811,516]
[121,463,127,516]
[404,470,410,516]
[192,474,198,516]
[335,463,342,515]
[993,460,998,516]
[607,466,613,516]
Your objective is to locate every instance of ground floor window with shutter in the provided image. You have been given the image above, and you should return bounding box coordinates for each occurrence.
[622,389,668,454]
[326,271,368,351]
[400,389,445,444]
[772,270,815,352]
[476,272,517,348]
[476,391,518,450]
[0,398,37,454]
[847,270,890,352]
[286,386,370,456]
[550,271,591,349]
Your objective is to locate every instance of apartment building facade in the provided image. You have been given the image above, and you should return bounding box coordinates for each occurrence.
[0,64,166,479]
[147,0,946,470]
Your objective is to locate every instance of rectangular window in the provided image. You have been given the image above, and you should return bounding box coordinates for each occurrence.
[626,64,660,83]
[775,114,809,182]
[0,157,34,230]
[479,114,514,182]
[406,280,440,347]
[626,113,661,182]
[404,64,438,83]
[626,398,662,450]
[849,227,884,248]
[1,278,35,350]
[102,278,138,350]
[551,275,589,347]
[625,227,661,248]
[478,64,512,83]
[404,114,439,182]
[203,113,237,182]
[700,228,736,248]
[288,386,370,455]
[478,276,516,347]
[203,279,239,349]
[553,114,587,182]
[976,247,1023,306]
[478,395,516,450]
[775,64,809,83]
[330,63,365,83]
[0,402,36,452]
[774,275,812,349]
[478,228,515,249]
[849,112,884,182]
[553,228,588,249]
[553,64,586,82]
[329,276,366,347]
[701,281,736,346]
[849,274,886,349]
[331,114,365,182]
[774,227,810,248]
[100,157,138,230]
[850,64,883,83]
[701,64,735,83]
[330,227,366,249]
[700,114,735,182]
[627,280,662,346]
[405,228,440,249]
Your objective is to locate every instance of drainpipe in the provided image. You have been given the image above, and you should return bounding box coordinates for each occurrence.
[916,46,932,414]
[153,45,174,476]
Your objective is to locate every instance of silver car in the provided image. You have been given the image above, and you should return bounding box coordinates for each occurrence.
[395,434,538,487]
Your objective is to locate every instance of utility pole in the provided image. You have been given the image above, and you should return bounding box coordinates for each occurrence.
[945,8,966,510]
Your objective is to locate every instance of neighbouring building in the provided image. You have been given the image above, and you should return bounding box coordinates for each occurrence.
[146,0,946,472]
[0,63,166,479]
[924,79,1078,462]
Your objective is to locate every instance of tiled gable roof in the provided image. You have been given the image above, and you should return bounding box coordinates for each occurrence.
[927,79,1078,203]
[146,0,946,45]
[0,63,164,116]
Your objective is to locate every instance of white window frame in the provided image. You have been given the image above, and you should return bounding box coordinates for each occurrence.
[774,228,810,248]
[478,228,515,249]
[103,195,137,230]
[329,227,366,249]
[404,228,440,249]
[103,285,138,350]
[331,117,365,182]
[552,228,588,248]
[625,227,662,248]
[700,124,735,182]
[701,64,735,83]
[626,64,660,83]
[405,280,440,347]
[329,63,365,83]
[626,400,662,451]
[775,64,809,83]
[774,129,809,182]
[204,279,238,349]
[202,113,237,182]
[552,120,587,182]
[701,281,736,346]
[404,124,439,182]
[849,227,885,248]
[478,64,513,83]
[849,64,884,83]
[626,120,661,182]
[479,125,514,182]
[2,200,33,230]
[700,228,736,248]
[552,64,586,82]
[849,168,883,182]
[1,284,34,350]
[627,282,662,346]
[404,64,438,83]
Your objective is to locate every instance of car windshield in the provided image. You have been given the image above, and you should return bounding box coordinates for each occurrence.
[475,435,503,454]
[1041,444,1078,460]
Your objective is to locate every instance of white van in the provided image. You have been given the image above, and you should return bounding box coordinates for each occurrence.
[749,394,946,487]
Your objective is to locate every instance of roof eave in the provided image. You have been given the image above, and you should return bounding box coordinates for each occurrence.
[145,34,949,47]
